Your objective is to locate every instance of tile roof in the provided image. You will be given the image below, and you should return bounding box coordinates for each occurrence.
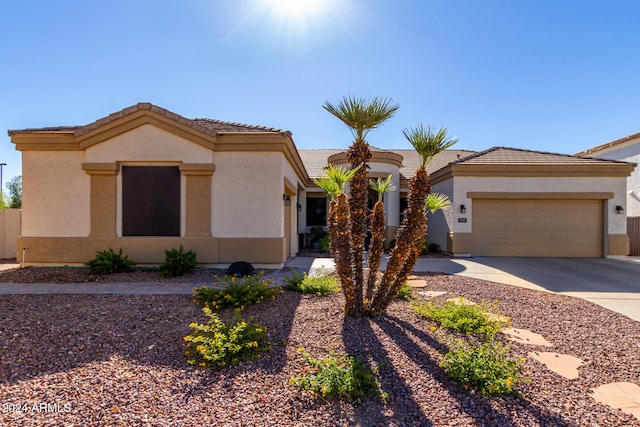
[298,148,477,179]
[8,103,291,137]
[445,146,630,168]
[575,131,640,156]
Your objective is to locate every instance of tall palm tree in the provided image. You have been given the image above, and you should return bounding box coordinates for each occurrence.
[369,125,458,315]
[313,164,359,307]
[323,96,399,317]
[365,175,395,302]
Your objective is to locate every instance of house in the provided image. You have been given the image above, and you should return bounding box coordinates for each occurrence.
[301,147,635,258]
[576,132,640,218]
[8,103,635,266]
[9,103,306,267]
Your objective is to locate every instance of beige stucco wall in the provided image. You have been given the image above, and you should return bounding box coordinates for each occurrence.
[0,209,20,258]
[453,176,628,234]
[85,124,213,163]
[212,151,283,238]
[369,161,401,227]
[431,175,628,256]
[22,151,90,237]
[591,141,640,217]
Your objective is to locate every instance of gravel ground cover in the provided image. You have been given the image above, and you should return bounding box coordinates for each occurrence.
[1,269,639,426]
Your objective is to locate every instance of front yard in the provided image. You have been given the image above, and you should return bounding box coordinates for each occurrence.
[1,273,639,426]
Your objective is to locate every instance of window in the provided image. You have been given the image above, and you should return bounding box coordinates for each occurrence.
[122,166,180,236]
[306,197,327,226]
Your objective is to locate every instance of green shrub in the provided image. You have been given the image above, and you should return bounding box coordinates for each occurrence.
[420,240,440,255]
[184,307,270,368]
[283,269,305,289]
[289,348,385,401]
[397,281,415,300]
[285,271,340,296]
[85,248,136,275]
[318,235,331,253]
[411,298,508,340]
[158,245,197,277]
[440,338,527,396]
[193,273,280,310]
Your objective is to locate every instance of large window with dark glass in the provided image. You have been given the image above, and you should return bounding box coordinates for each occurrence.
[306,197,327,226]
[122,166,180,236]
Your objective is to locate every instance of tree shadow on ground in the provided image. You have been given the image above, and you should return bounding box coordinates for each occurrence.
[380,315,569,426]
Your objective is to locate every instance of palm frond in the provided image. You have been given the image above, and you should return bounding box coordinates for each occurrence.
[313,164,361,199]
[424,193,451,213]
[323,96,400,142]
[369,174,396,203]
[403,124,458,168]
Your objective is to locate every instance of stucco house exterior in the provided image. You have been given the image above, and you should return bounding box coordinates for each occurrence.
[9,103,306,266]
[8,103,636,265]
[576,132,640,218]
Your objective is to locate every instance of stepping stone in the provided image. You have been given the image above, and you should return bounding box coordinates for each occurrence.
[502,328,553,347]
[447,296,476,306]
[591,382,640,420]
[416,290,446,298]
[528,351,585,380]
[407,279,427,288]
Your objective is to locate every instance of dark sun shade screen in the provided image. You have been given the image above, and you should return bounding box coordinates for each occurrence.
[122,166,180,236]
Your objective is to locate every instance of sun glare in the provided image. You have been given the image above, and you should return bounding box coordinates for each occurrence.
[256,0,335,36]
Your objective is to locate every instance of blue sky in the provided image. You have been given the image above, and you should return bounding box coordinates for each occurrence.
[1,0,639,191]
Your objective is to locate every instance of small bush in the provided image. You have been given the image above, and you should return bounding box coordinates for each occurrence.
[193,273,280,310]
[397,281,415,300]
[285,271,340,296]
[184,307,270,368]
[411,298,508,340]
[85,248,136,275]
[420,240,440,255]
[318,235,331,253]
[158,245,197,277]
[290,348,385,401]
[440,338,527,396]
[283,269,305,289]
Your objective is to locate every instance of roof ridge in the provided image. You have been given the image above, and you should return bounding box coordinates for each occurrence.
[576,131,640,156]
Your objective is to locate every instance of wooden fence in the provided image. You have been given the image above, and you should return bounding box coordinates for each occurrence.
[629,217,640,256]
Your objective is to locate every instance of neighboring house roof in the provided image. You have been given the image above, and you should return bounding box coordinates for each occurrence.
[576,131,640,156]
[447,146,629,166]
[8,102,292,137]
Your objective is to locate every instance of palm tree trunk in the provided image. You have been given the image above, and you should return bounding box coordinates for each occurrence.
[345,140,371,317]
[369,168,430,315]
[331,193,355,309]
[365,200,385,304]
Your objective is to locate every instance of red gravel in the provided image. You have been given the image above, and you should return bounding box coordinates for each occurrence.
[1,272,639,426]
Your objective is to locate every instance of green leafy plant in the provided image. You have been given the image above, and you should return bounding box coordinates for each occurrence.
[85,248,136,275]
[318,235,331,253]
[411,298,509,340]
[420,240,440,255]
[184,307,270,368]
[440,337,527,396]
[193,273,280,310]
[283,269,305,288]
[285,271,340,296]
[290,348,385,401]
[396,281,415,300]
[158,245,197,277]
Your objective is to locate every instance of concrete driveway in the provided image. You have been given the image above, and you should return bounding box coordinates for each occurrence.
[414,256,640,322]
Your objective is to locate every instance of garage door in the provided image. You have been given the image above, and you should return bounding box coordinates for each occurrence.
[472,199,603,257]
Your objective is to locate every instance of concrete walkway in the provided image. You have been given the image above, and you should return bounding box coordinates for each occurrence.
[1,256,639,322]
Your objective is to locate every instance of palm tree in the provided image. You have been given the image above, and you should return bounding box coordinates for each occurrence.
[323,96,399,317]
[365,175,395,302]
[313,164,360,307]
[368,125,458,315]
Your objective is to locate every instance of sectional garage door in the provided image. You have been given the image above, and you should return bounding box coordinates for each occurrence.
[472,199,604,257]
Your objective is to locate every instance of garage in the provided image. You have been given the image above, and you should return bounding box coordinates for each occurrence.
[472,198,604,257]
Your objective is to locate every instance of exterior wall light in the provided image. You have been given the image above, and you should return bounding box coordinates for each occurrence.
[283,194,291,206]
[297,203,302,213]
[615,205,624,215]
[460,204,466,214]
